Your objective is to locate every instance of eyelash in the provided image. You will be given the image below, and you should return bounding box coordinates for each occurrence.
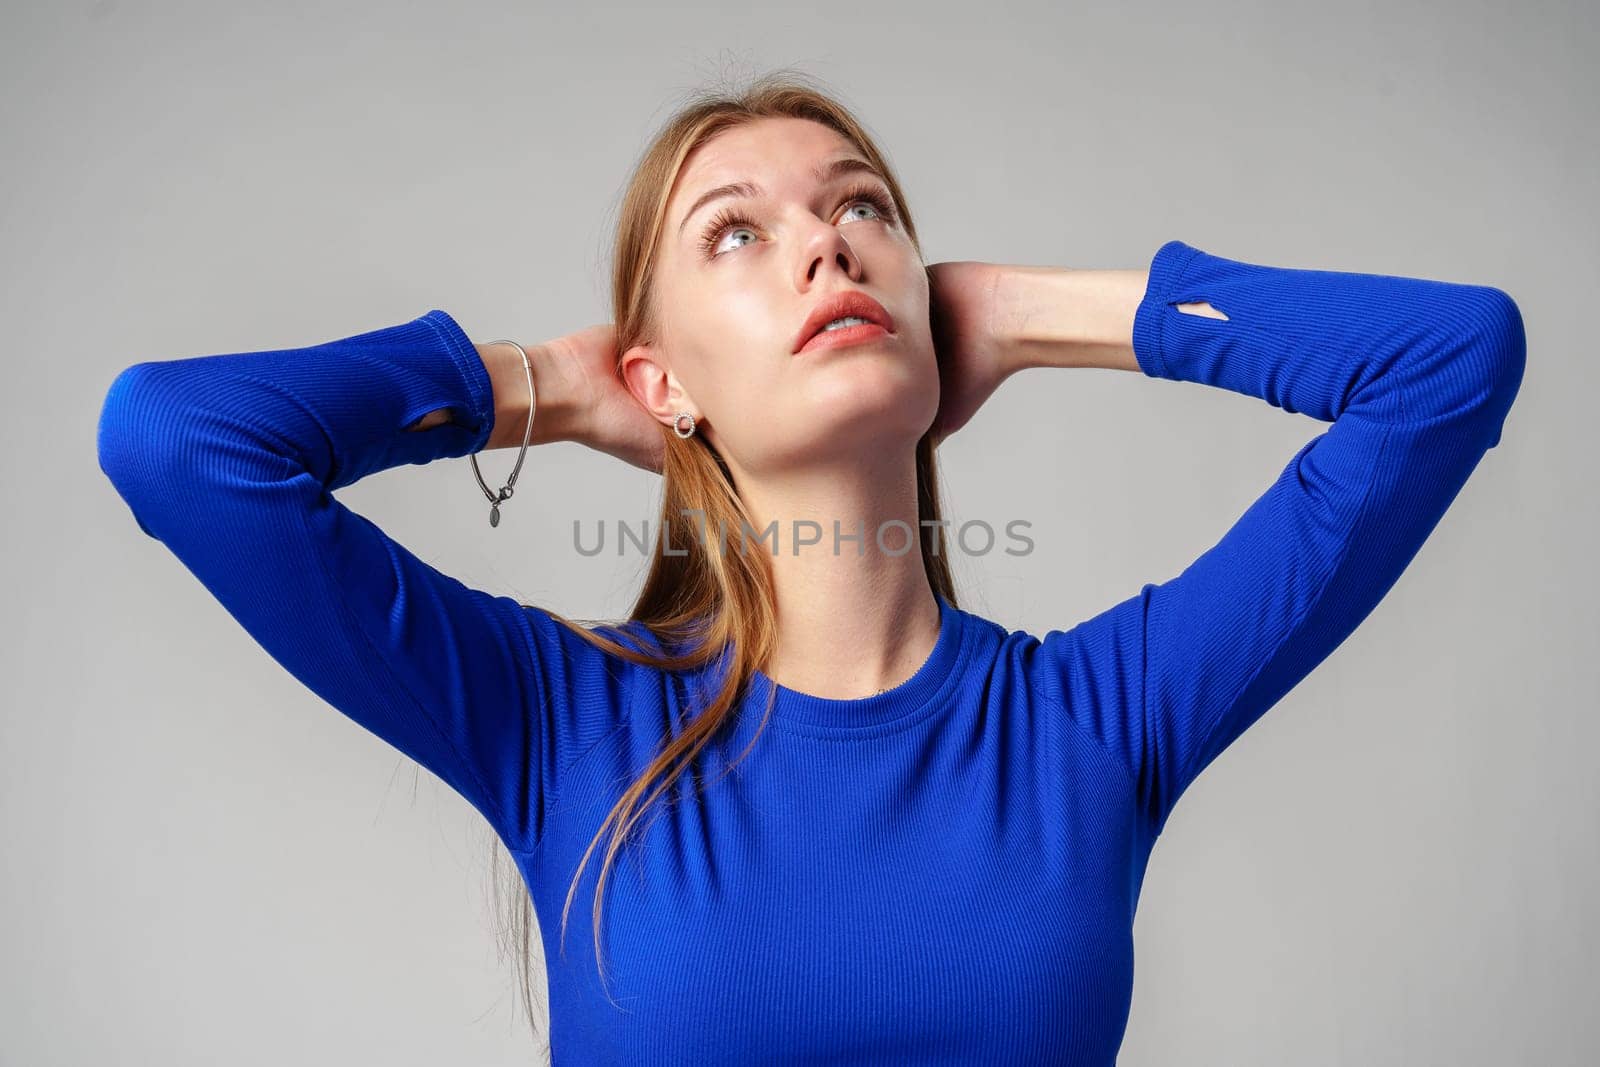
[697,183,898,261]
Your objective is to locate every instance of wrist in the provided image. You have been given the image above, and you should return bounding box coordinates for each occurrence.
[993,264,1145,373]
[479,341,586,449]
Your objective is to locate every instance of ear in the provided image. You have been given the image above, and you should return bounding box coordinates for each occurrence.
[620,341,700,428]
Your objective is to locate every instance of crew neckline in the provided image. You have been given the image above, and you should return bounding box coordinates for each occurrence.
[740,593,972,736]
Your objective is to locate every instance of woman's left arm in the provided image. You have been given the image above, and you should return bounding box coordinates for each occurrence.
[935,240,1527,838]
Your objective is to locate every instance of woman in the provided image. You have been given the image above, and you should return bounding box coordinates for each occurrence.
[97,74,1525,1065]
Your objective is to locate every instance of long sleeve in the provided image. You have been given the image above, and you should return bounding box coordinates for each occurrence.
[96,310,640,853]
[1032,240,1527,839]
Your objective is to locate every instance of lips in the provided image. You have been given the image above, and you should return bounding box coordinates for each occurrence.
[793,290,896,354]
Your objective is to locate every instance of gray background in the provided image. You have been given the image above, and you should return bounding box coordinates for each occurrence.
[4,0,1593,1063]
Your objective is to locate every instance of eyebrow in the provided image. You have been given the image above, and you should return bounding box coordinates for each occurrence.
[675,157,887,237]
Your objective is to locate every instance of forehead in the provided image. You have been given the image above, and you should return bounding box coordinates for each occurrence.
[668,117,857,217]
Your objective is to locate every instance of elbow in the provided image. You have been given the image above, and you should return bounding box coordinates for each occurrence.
[97,362,164,495]
[1449,286,1526,450]
[97,362,196,535]
[1473,287,1527,409]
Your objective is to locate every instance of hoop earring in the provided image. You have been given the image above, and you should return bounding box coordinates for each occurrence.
[673,411,697,439]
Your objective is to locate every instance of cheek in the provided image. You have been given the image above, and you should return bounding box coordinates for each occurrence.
[904,258,931,315]
[679,267,786,345]
[676,331,777,428]
[721,279,789,347]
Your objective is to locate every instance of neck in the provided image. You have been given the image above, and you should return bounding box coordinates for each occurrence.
[732,445,942,700]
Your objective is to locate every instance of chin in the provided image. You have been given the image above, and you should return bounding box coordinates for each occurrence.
[797,364,902,402]
[843,390,937,444]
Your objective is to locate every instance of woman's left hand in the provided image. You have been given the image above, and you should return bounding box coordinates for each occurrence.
[926,260,1016,440]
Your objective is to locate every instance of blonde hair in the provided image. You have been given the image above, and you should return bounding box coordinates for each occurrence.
[488,68,959,1046]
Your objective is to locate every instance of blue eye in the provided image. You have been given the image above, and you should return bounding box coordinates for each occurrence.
[702,216,759,259]
[840,201,881,223]
[697,184,898,262]
[697,205,762,261]
[837,185,897,227]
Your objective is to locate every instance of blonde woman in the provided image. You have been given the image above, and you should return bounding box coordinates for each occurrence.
[97,74,1525,1065]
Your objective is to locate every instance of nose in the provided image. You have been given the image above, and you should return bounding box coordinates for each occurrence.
[794,219,863,290]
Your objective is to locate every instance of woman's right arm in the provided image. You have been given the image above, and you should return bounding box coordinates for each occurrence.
[96,309,649,854]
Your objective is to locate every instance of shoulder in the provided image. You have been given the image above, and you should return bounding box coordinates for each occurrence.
[955,593,1147,703]
[507,604,681,691]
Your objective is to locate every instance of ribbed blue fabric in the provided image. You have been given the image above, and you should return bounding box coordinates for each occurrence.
[96,240,1525,1064]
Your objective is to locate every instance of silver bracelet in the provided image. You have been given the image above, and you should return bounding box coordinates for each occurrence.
[468,339,536,528]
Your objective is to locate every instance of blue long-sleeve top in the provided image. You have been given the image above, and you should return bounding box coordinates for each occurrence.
[96,240,1525,1065]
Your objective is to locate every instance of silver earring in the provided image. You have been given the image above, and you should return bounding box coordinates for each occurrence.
[673,411,697,438]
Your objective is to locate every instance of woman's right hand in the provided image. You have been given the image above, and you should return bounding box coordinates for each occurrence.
[540,323,666,474]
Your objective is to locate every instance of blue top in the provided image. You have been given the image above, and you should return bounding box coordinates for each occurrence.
[96,240,1525,1065]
